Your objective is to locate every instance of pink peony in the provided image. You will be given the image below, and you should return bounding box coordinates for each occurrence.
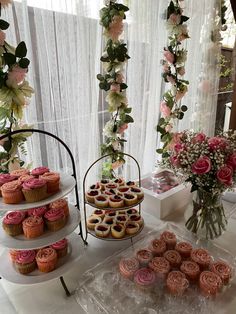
[168,14,181,25]
[160,101,171,118]
[6,65,27,87]
[192,133,206,144]
[0,30,6,46]
[110,83,120,92]
[118,123,128,134]
[108,15,123,41]
[166,75,176,85]
[227,153,236,170]
[163,50,175,64]
[116,73,124,84]
[217,165,233,186]
[191,156,211,174]
[208,136,227,151]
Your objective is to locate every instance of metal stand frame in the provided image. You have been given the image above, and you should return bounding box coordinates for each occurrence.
[0,128,86,296]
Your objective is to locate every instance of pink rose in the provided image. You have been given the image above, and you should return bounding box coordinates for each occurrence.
[174,143,184,153]
[165,124,173,132]
[177,67,185,76]
[162,63,170,73]
[6,65,27,87]
[227,153,236,170]
[168,13,181,25]
[118,123,128,134]
[163,50,175,64]
[208,137,227,151]
[192,133,206,144]
[166,75,176,85]
[108,15,123,41]
[160,101,171,118]
[110,83,120,92]
[191,156,211,174]
[0,30,6,46]
[170,155,180,167]
[217,165,233,186]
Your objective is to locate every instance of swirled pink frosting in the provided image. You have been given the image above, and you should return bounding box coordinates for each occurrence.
[51,238,68,250]
[10,169,30,178]
[22,178,46,190]
[40,172,60,182]
[44,208,65,221]
[134,268,156,286]
[36,247,57,262]
[16,250,36,264]
[1,181,22,192]
[18,174,34,184]
[28,206,47,217]
[31,167,49,176]
[3,211,25,224]
[0,174,17,185]
[22,216,44,228]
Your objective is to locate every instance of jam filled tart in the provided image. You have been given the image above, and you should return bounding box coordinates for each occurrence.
[92,209,105,219]
[94,223,110,238]
[104,188,117,196]
[103,216,115,226]
[117,186,130,196]
[100,179,110,190]
[89,183,101,191]
[126,222,140,235]
[94,194,109,208]
[123,193,138,206]
[105,182,119,190]
[85,190,100,203]
[126,181,136,187]
[129,214,143,226]
[109,195,124,208]
[111,224,125,239]
[130,187,144,199]
[126,208,138,215]
[113,178,125,186]
[116,214,128,225]
[105,210,117,218]
[87,216,102,230]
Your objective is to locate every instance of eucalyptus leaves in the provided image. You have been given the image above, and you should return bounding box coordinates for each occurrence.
[0,0,33,172]
[97,0,133,177]
[156,0,189,158]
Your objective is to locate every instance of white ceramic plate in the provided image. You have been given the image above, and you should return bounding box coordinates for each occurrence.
[0,233,85,285]
[0,205,81,249]
[0,174,76,211]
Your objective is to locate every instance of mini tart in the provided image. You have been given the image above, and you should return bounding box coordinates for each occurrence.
[130,187,144,199]
[103,216,115,226]
[117,186,130,196]
[87,216,102,230]
[116,214,128,225]
[104,210,117,218]
[126,208,138,216]
[109,195,124,208]
[125,222,140,235]
[85,190,100,203]
[111,224,125,239]
[113,178,125,186]
[123,193,138,206]
[126,181,136,187]
[129,214,143,226]
[136,249,153,266]
[118,209,128,215]
[100,179,110,190]
[104,188,117,196]
[92,209,105,219]
[105,182,119,190]
[94,223,110,238]
[94,194,109,208]
[89,183,101,191]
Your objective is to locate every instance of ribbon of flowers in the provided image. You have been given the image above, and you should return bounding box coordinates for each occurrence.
[0,0,34,173]
[156,0,189,158]
[97,0,133,178]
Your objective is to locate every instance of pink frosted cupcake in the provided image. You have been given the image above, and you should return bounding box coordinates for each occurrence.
[44,208,66,231]
[36,247,58,272]
[2,211,25,236]
[50,238,68,258]
[22,178,47,202]
[136,249,153,266]
[160,231,177,249]
[15,250,36,274]
[1,181,24,204]
[31,166,50,177]
[22,216,44,238]
[119,257,140,280]
[40,172,60,194]
[0,174,17,196]
[134,268,156,291]
[9,249,21,262]
[27,206,47,218]
[49,198,69,218]
[10,168,30,178]
[18,174,34,184]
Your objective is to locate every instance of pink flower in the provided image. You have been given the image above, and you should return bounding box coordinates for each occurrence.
[6,65,27,87]
[165,124,173,132]
[116,73,124,84]
[162,63,170,73]
[227,152,236,170]
[208,136,227,151]
[170,155,180,167]
[108,15,123,41]
[175,87,187,101]
[217,165,233,186]
[0,0,12,8]
[0,30,6,46]
[192,133,206,144]
[163,50,175,64]
[166,75,176,85]
[191,156,211,174]
[118,123,128,134]
[112,160,124,170]
[167,132,183,150]
[110,83,120,92]
[177,67,185,76]
[174,143,184,153]
[168,13,181,25]
[160,101,171,118]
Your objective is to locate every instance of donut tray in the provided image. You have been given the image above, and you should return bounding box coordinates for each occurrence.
[75,222,236,314]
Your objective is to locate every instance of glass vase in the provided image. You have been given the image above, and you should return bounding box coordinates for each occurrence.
[185,189,227,240]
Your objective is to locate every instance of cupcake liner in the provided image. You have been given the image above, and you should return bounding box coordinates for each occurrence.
[15,260,37,274]
[2,190,24,204]
[36,259,57,273]
[23,224,44,239]
[46,181,60,194]
[23,185,47,203]
[45,217,66,232]
[3,223,23,236]
[55,246,68,258]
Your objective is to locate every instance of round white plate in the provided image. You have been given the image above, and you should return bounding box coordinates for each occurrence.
[0,233,85,285]
[0,174,76,211]
[0,205,81,249]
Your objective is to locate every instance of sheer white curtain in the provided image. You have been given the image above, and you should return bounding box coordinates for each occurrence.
[2,0,221,187]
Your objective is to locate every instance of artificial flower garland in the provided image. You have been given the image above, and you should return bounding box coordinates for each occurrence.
[97,0,133,177]
[0,0,33,172]
[156,0,189,158]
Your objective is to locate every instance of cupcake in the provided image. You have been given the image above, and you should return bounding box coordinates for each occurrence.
[36,247,58,273]
[1,181,24,204]
[163,250,182,269]
[119,257,140,280]
[209,260,232,285]
[40,172,60,194]
[148,257,170,280]
[149,239,167,257]
[31,166,50,177]
[18,174,34,184]
[50,238,68,258]
[10,168,30,178]
[180,261,200,282]
[15,250,37,274]
[160,231,177,249]
[49,198,69,218]
[0,174,17,196]
[9,249,21,262]
[22,216,44,238]
[27,206,47,217]
[190,248,212,269]
[134,268,156,291]
[136,249,153,266]
[199,271,222,297]
[175,241,193,259]
[22,178,47,202]
[44,208,66,231]
[166,271,189,296]
[2,211,25,236]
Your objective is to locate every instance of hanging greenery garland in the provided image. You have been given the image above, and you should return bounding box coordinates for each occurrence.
[97,0,133,178]
[156,0,189,158]
[0,0,34,173]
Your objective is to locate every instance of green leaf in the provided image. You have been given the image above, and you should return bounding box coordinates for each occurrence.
[4,53,16,66]
[178,112,184,120]
[96,74,104,81]
[156,125,165,134]
[100,56,110,62]
[181,105,188,112]
[159,117,165,125]
[3,140,11,152]
[162,152,170,158]
[0,19,9,30]
[18,58,30,68]
[15,42,27,58]
[156,148,163,154]
[124,107,132,113]
[120,83,128,90]
[180,16,189,24]
[124,115,134,123]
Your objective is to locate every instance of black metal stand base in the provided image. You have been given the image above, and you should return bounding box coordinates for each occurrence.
[59,276,71,296]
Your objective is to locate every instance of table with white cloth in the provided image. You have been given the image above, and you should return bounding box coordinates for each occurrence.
[1,200,236,314]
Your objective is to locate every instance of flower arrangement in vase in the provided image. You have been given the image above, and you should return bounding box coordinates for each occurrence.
[161,130,236,239]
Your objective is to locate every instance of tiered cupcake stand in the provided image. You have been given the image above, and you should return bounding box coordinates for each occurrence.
[0,129,86,296]
[83,153,144,243]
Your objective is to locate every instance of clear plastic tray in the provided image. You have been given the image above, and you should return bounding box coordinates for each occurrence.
[75,222,236,314]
